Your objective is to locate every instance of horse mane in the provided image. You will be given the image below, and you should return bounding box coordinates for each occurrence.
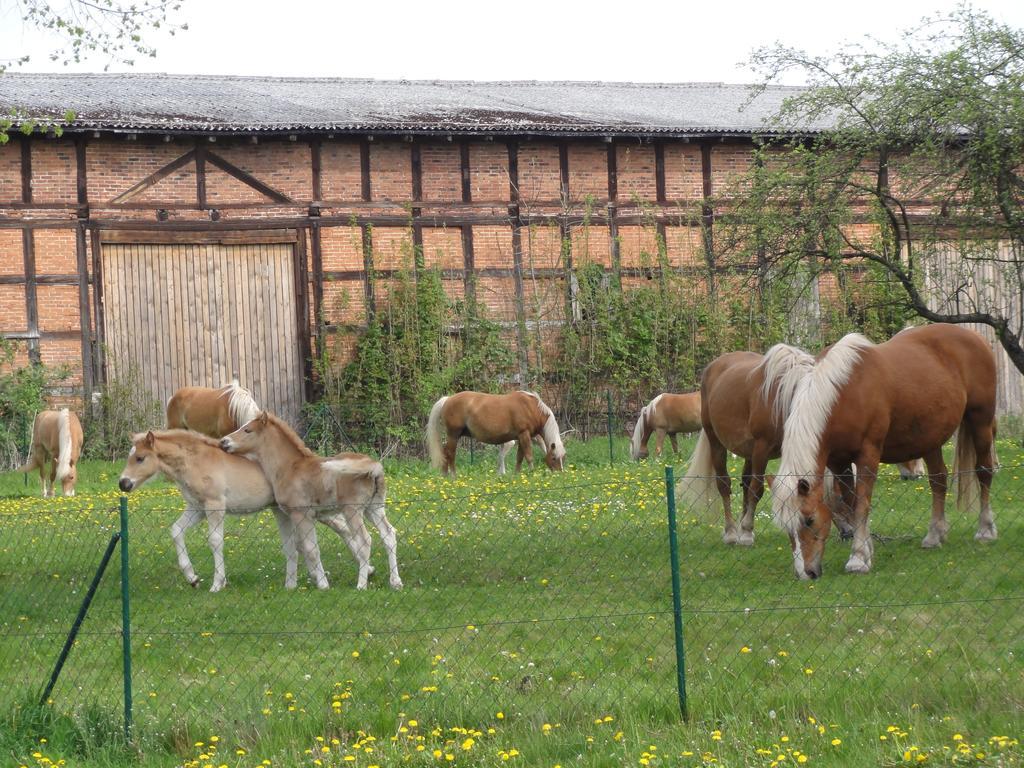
[141,429,224,450]
[222,380,260,427]
[772,333,874,534]
[630,403,650,459]
[755,343,815,424]
[265,413,316,458]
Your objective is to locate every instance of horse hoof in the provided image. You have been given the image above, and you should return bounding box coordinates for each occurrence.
[390,579,404,590]
[844,557,871,574]
[317,581,330,590]
[356,583,368,591]
[736,532,754,546]
[210,583,224,593]
[722,531,739,545]
[189,578,200,588]
[975,527,998,542]
[921,534,943,549]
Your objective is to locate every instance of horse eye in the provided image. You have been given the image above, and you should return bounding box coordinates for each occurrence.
[244,428,251,433]
[803,516,814,528]
[136,456,144,463]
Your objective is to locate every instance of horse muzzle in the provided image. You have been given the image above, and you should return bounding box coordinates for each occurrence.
[219,438,235,453]
[118,477,134,492]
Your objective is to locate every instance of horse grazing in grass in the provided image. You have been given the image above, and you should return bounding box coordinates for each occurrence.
[630,392,702,460]
[426,391,566,475]
[166,379,260,438]
[118,429,311,592]
[677,344,821,546]
[221,412,402,591]
[18,409,84,497]
[772,324,998,580]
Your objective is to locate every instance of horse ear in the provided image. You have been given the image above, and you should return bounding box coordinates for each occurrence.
[258,411,269,425]
[144,431,155,448]
[797,478,810,496]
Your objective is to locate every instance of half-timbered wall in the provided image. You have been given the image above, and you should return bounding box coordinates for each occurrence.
[1,132,1020,417]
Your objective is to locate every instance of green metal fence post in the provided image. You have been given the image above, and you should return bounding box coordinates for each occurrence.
[606,389,614,465]
[40,530,121,705]
[665,466,688,720]
[119,495,133,740]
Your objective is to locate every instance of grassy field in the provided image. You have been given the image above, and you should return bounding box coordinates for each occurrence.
[0,436,1021,768]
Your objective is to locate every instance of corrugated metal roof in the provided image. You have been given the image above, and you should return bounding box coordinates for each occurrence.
[0,73,827,137]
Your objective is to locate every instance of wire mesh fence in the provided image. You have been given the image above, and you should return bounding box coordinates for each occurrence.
[1,455,1022,765]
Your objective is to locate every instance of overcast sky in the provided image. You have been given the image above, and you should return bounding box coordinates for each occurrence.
[2,0,1024,84]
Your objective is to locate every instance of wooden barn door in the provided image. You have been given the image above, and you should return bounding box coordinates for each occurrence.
[100,232,306,425]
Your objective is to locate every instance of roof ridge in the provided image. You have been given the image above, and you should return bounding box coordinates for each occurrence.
[0,71,803,90]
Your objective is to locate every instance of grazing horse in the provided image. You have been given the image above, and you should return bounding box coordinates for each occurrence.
[118,429,323,591]
[18,409,84,497]
[772,324,998,580]
[630,392,702,460]
[221,412,402,591]
[426,391,566,475]
[676,344,820,546]
[165,379,260,439]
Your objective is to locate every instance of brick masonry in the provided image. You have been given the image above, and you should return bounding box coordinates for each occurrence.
[1,130,785,406]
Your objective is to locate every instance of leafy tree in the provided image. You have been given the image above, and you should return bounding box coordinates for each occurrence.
[1,0,188,142]
[722,6,1024,369]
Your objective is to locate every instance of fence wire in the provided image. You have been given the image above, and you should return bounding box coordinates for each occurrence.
[1,458,1021,765]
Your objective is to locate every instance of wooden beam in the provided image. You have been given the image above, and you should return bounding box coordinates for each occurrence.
[410,141,423,268]
[507,139,528,381]
[206,151,294,204]
[75,135,88,208]
[559,141,570,205]
[22,228,39,364]
[410,141,422,202]
[701,141,715,295]
[89,227,106,384]
[655,142,666,203]
[76,221,94,393]
[310,221,324,359]
[361,223,376,319]
[21,136,32,203]
[311,138,323,202]
[460,142,472,203]
[195,141,208,208]
[109,150,196,205]
[360,139,372,201]
[607,142,618,202]
[294,230,313,401]
[607,142,620,288]
[462,225,475,300]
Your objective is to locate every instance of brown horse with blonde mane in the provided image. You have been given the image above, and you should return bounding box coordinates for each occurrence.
[166,379,260,438]
[677,344,823,546]
[426,391,566,475]
[630,392,702,460]
[773,324,998,580]
[221,412,402,590]
[18,408,84,497]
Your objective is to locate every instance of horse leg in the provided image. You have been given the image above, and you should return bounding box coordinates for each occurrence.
[706,432,735,544]
[830,463,857,540]
[46,458,57,498]
[654,430,666,458]
[738,446,770,546]
[443,430,460,476]
[291,510,329,589]
[365,501,403,589]
[170,507,205,587]
[846,455,879,574]
[497,441,512,475]
[322,508,373,590]
[205,508,228,592]
[970,419,998,541]
[669,433,680,456]
[515,431,533,472]
[272,507,299,589]
[921,448,949,548]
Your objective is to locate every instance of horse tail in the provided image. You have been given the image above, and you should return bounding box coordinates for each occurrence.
[675,429,719,512]
[426,396,449,470]
[55,409,73,481]
[952,422,980,513]
[630,405,648,460]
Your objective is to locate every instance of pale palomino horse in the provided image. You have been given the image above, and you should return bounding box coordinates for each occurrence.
[676,344,820,546]
[18,409,84,497]
[630,392,702,460]
[221,412,402,590]
[426,391,566,475]
[773,324,998,580]
[118,429,309,592]
[166,379,260,439]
